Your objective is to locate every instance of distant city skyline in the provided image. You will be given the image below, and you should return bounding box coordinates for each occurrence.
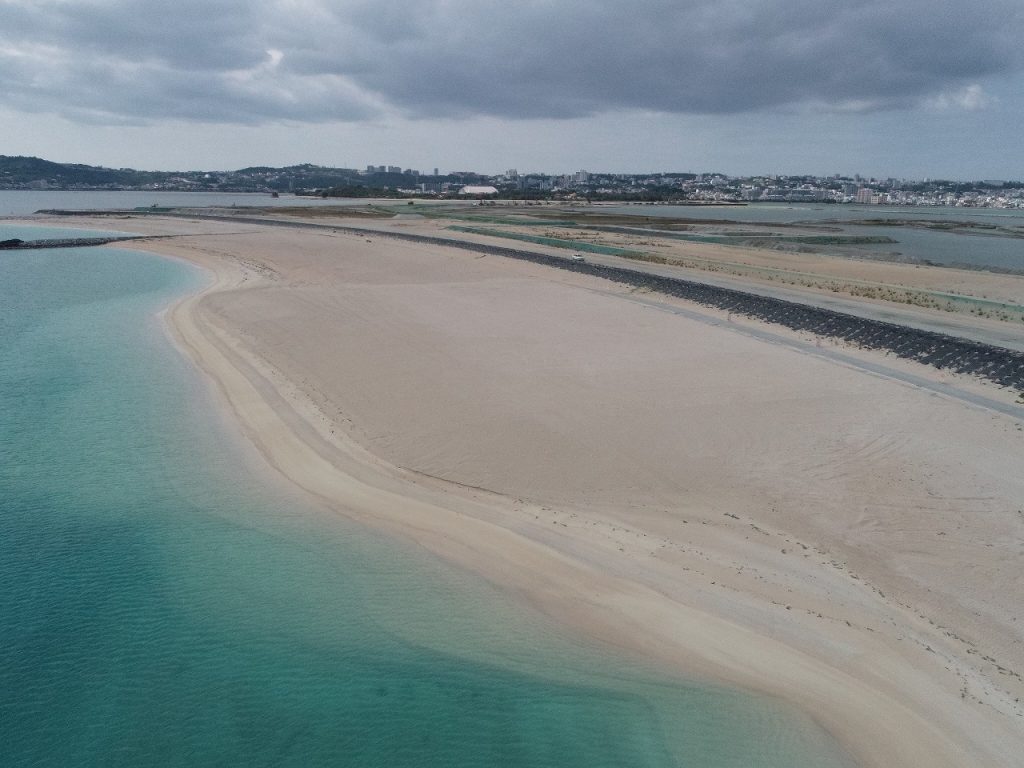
[2,1,1023,180]
[6,155,1021,212]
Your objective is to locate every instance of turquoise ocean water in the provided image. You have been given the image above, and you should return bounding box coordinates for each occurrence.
[0,232,853,767]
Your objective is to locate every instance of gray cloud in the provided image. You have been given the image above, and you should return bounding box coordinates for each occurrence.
[1,0,1021,124]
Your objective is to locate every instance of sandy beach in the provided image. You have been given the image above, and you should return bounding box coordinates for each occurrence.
[28,213,1024,766]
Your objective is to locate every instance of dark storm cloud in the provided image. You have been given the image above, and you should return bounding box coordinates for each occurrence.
[1,0,1021,124]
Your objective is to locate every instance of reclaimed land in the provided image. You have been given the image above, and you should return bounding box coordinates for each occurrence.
[29,209,1024,389]
[94,210,1024,391]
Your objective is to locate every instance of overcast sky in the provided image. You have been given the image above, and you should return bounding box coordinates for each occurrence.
[1,0,1022,178]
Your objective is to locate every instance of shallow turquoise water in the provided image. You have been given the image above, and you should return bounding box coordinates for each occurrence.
[0,222,132,241]
[0,237,853,767]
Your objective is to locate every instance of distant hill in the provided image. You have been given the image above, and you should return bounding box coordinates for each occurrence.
[0,155,191,190]
[0,156,448,193]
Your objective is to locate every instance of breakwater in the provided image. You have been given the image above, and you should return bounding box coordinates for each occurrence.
[0,235,150,250]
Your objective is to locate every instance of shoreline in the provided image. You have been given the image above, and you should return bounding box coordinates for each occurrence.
[159,234,881,767]
[18,214,1024,766]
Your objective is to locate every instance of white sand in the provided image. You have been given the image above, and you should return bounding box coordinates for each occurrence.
[34,214,1024,766]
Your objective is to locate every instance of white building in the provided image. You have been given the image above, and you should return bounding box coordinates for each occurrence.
[458,185,499,196]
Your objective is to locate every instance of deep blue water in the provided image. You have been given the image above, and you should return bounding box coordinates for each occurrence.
[0,235,852,767]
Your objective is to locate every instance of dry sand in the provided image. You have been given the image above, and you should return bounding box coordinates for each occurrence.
[30,214,1024,766]
[255,204,1024,306]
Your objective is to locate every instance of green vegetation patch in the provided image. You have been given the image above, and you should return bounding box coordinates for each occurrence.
[445,226,645,257]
